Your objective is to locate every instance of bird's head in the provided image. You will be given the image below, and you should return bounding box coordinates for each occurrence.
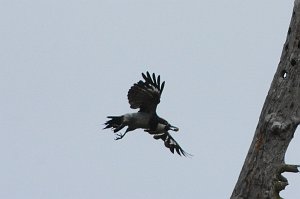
[158,117,179,132]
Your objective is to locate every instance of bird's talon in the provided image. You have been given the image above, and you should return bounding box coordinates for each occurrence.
[115,133,123,140]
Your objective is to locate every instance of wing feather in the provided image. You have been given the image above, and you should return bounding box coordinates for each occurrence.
[160,81,165,94]
[157,75,161,89]
[152,73,157,85]
[149,130,191,157]
[128,72,165,113]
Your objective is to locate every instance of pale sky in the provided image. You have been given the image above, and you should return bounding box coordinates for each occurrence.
[0,0,298,198]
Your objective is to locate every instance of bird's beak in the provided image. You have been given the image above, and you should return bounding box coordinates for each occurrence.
[169,125,179,132]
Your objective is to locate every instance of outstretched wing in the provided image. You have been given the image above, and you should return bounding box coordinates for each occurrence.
[151,131,192,157]
[127,71,165,113]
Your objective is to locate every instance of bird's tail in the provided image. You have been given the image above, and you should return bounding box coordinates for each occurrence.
[103,116,125,132]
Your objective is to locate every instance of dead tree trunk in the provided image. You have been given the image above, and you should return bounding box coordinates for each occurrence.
[231,1,300,198]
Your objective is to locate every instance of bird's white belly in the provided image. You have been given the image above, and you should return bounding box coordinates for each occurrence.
[124,112,151,129]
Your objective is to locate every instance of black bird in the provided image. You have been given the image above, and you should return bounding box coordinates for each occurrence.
[104,72,191,156]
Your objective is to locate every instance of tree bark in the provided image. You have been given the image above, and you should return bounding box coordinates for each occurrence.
[231,1,300,198]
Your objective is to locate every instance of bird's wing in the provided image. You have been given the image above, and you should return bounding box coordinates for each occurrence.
[127,71,165,113]
[148,130,191,157]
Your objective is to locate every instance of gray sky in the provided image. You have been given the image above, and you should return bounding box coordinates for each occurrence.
[1,0,298,198]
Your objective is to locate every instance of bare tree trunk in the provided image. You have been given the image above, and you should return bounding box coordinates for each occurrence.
[231,1,300,198]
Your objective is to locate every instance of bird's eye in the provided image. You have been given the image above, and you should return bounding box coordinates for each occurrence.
[165,124,170,130]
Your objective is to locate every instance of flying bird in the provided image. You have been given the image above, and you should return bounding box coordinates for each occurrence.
[104,72,191,157]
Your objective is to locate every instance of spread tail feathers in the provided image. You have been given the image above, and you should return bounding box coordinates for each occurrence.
[103,116,125,132]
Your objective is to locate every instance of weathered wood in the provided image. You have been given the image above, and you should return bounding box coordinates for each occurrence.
[231,1,300,198]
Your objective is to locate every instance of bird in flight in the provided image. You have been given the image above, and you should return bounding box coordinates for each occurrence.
[104,72,191,157]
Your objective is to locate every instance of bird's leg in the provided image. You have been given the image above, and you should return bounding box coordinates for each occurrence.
[113,123,126,133]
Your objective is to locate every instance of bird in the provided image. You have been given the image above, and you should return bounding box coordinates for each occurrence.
[104,71,191,157]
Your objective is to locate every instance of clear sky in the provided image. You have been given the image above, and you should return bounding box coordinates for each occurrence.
[0,0,298,198]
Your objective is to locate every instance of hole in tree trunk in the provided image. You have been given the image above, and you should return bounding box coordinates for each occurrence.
[290,59,296,66]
